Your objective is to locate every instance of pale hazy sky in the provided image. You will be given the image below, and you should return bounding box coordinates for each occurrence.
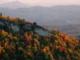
[0,0,80,6]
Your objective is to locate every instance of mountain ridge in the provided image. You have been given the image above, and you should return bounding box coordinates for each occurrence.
[0,1,29,9]
[0,5,80,26]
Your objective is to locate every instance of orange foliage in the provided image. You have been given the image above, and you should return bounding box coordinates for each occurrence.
[1,30,8,36]
[34,43,37,47]
[60,33,65,37]
[60,46,65,52]
[24,32,32,41]
[64,35,69,41]
[13,36,17,40]
[42,47,47,53]
[26,52,32,56]
[0,45,3,54]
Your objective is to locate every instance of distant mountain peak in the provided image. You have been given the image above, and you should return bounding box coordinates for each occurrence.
[0,1,29,9]
[10,0,24,4]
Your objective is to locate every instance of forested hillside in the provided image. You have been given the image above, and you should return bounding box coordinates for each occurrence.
[0,14,80,60]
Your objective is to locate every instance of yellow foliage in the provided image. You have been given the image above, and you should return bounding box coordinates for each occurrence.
[24,32,32,41]
[49,53,55,60]
[55,40,58,44]
[60,33,64,37]
[1,30,8,36]
[7,16,13,21]
[68,49,73,53]
[4,41,8,48]
[34,38,40,45]
[45,46,50,51]
[2,15,6,20]
[55,45,60,49]
[18,47,23,50]
[13,36,17,40]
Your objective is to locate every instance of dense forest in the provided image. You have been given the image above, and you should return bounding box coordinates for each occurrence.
[0,14,80,60]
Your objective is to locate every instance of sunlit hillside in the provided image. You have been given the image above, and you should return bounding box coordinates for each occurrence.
[0,14,80,60]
